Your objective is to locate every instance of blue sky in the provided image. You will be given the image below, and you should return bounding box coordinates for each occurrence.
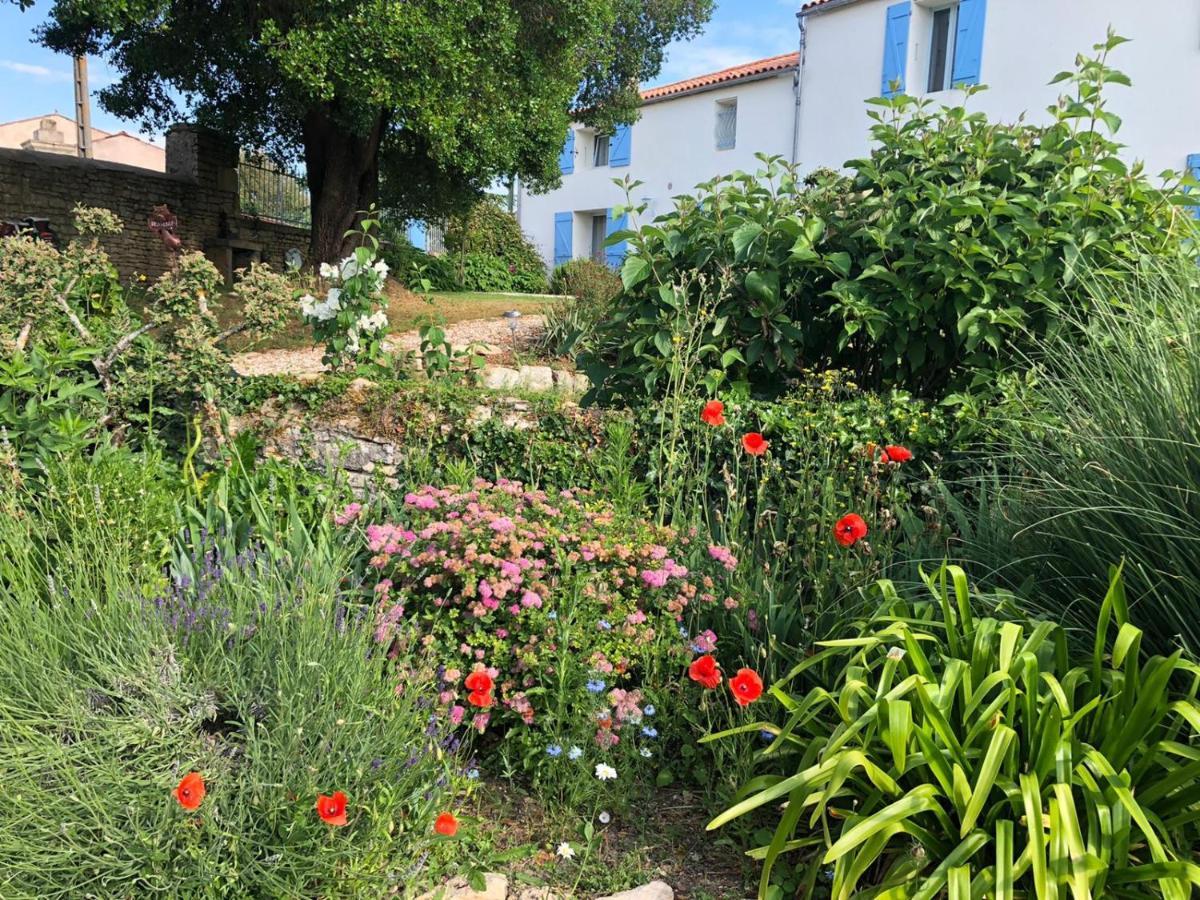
[0,0,799,139]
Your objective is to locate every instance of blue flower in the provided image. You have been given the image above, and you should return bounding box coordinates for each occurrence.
[546,744,563,758]
[678,626,689,638]
[466,768,480,780]
[641,726,658,738]
[598,620,612,631]
[760,730,775,743]
[644,705,656,717]
[586,679,607,693]
[547,611,557,620]
[567,746,583,760]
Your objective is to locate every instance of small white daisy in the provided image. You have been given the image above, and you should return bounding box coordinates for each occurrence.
[598,811,611,824]
[595,763,617,781]
[556,841,576,860]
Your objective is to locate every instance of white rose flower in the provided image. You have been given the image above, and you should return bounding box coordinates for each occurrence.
[373,259,390,278]
[298,293,318,316]
[339,256,360,280]
[319,262,337,280]
[326,287,342,309]
[345,328,360,354]
[594,763,617,781]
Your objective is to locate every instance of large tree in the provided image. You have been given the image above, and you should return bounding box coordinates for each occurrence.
[32,0,711,260]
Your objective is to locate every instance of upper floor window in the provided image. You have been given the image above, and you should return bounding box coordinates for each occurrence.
[592,133,610,167]
[927,4,958,92]
[715,98,737,151]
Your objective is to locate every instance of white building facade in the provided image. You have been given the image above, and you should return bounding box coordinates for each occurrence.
[796,0,1200,177]
[521,0,1200,272]
[518,54,801,272]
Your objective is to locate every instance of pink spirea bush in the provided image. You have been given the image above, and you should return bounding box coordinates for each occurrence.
[342,480,732,749]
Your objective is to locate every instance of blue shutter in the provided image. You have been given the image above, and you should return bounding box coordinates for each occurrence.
[951,0,988,87]
[605,209,628,268]
[1188,154,1200,218]
[407,220,427,251]
[881,2,911,97]
[553,212,573,267]
[609,124,631,167]
[559,130,575,174]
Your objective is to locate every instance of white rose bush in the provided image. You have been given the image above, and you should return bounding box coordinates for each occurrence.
[300,215,391,368]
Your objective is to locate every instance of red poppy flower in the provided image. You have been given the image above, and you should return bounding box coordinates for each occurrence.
[700,400,726,427]
[316,791,348,827]
[464,670,494,694]
[741,433,769,456]
[883,445,913,463]
[688,654,722,689]
[173,772,206,810]
[434,812,459,836]
[834,513,869,548]
[729,668,764,706]
[467,689,494,708]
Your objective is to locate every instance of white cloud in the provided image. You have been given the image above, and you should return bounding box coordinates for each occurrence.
[652,21,799,86]
[0,59,71,83]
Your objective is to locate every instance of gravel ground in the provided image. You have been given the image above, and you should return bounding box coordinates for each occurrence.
[233,315,546,377]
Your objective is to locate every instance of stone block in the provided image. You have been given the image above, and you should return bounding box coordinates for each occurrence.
[596,882,674,900]
[415,872,507,900]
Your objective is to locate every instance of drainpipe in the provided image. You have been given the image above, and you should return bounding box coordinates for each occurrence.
[791,13,808,165]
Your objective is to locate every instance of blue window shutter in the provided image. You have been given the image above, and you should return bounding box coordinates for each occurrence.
[407,220,427,251]
[609,125,631,167]
[951,0,988,86]
[605,209,628,268]
[1187,154,1200,218]
[881,2,911,97]
[553,212,573,267]
[559,130,575,174]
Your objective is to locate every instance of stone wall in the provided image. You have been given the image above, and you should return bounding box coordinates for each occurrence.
[0,123,310,281]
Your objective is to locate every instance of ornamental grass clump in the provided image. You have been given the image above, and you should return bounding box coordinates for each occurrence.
[0,460,461,897]
[705,563,1200,899]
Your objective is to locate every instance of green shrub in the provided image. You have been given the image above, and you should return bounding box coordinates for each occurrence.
[0,462,461,898]
[972,254,1200,655]
[706,564,1200,899]
[542,259,623,357]
[587,34,1196,403]
[444,197,547,293]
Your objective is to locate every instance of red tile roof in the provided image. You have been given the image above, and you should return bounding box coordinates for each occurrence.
[800,0,858,12]
[640,52,800,103]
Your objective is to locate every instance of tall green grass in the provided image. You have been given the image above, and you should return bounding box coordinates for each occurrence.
[0,452,460,898]
[980,254,1200,654]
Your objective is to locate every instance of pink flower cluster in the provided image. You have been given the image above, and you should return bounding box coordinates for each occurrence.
[341,480,733,738]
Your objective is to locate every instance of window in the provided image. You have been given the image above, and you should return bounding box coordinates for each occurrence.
[927,4,958,92]
[590,214,608,263]
[715,99,737,151]
[592,133,610,167]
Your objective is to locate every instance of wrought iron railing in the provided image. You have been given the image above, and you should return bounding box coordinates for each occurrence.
[238,154,311,228]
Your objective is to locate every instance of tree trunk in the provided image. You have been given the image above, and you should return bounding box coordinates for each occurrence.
[302,105,386,263]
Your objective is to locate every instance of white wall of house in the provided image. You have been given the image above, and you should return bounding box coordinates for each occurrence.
[798,0,1200,178]
[519,72,798,271]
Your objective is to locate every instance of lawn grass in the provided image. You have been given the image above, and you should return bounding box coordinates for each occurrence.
[223,281,554,351]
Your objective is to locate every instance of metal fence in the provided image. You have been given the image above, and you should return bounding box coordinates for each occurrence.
[238,154,311,228]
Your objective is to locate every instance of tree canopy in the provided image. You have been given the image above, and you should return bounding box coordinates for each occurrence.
[31,0,711,260]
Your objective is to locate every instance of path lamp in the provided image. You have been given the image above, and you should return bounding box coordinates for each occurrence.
[502,309,522,358]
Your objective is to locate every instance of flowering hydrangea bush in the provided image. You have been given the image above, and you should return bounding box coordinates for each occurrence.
[339,479,737,794]
[300,217,390,367]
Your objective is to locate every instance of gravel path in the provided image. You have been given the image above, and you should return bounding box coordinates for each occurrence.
[233,315,546,377]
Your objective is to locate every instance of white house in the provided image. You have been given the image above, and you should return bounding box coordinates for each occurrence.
[517,53,802,272]
[519,0,1200,273]
[796,0,1200,177]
